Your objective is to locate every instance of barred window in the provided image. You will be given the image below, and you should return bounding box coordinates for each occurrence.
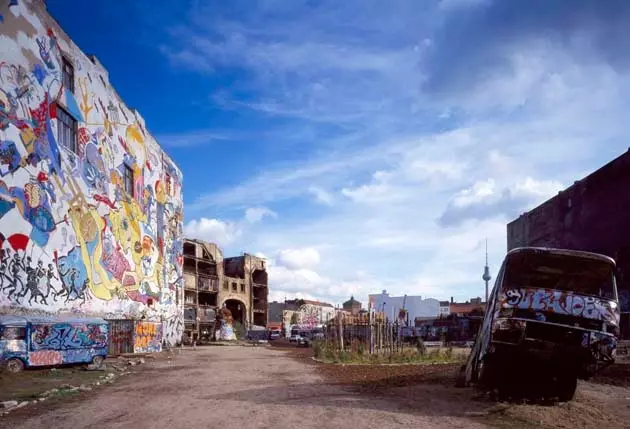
[123,164,134,196]
[57,105,77,154]
[62,57,74,93]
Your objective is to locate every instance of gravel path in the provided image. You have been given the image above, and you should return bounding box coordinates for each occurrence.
[4,346,489,429]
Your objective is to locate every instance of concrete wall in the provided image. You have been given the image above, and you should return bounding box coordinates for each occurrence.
[0,1,184,345]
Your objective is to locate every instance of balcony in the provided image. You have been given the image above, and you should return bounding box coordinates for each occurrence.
[198,276,219,292]
[183,272,196,290]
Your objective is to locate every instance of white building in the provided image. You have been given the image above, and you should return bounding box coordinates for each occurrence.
[368,290,439,322]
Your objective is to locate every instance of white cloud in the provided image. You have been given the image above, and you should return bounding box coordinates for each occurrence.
[244,207,277,224]
[183,218,241,247]
[275,248,321,270]
[169,1,630,306]
[308,186,334,205]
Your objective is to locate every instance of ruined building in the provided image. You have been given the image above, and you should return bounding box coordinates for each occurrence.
[182,239,268,341]
[0,1,184,346]
[507,149,630,336]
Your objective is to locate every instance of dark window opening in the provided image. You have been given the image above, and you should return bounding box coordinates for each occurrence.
[183,257,196,273]
[223,280,229,291]
[199,292,217,307]
[123,164,134,197]
[62,57,74,93]
[198,261,217,277]
[232,282,237,292]
[99,74,107,87]
[57,105,77,154]
[240,283,245,293]
[183,242,196,257]
[252,269,268,285]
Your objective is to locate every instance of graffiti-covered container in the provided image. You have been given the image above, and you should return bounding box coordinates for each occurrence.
[133,321,162,353]
[106,319,134,356]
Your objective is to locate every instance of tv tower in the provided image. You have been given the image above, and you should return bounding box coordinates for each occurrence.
[482,239,492,302]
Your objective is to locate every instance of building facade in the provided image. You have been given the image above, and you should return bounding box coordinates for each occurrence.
[274,299,335,336]
[507,149,630,335]
[368,290,439,322]
[342,296,362,315]
[182,238,268,341]
[449,297,485,316]
[0,1,184,345]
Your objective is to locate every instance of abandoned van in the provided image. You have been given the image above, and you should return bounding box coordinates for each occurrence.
[458,247,619,401]
[0,316,109,373]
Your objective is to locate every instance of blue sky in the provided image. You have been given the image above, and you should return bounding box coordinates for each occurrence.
[48,0,630,306]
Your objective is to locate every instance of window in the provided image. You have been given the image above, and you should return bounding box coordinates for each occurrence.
[61,57,74,93]
[232,282,237,292]
[57,105,78,154]
[0,327,26,341]
[223,280,228,291]
[123,164,134,196]
[240,283,245,293]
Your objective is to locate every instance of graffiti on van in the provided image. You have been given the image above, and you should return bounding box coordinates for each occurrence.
[31,323,108,350]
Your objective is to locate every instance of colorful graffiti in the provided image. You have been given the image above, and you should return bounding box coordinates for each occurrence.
[499,287,620,325]
[134,321,162,353]
[0,4,183,345]
[31,323,107,350]
[29,349,62,365]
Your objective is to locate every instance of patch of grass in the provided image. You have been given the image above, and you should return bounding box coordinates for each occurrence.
[313,341,466,365]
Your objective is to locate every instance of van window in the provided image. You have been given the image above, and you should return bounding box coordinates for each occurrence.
[0,327,26,341]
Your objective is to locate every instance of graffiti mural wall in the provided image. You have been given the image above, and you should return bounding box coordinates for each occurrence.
[0,2,184,345]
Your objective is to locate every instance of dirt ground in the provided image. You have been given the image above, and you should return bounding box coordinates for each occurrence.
[2,344,630,429]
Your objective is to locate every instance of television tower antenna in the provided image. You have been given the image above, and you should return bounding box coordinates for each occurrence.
[482,239,492,303]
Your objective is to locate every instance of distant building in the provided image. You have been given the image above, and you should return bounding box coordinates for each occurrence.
[507,149,630,336]
[269,299,335,336]
[439,301,451,317]
[342,296,362,315]
[368,290,439,322]
[449,297,485,316]
[182,239,268,342]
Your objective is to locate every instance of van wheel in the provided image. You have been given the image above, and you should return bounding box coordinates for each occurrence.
[5,358,24,373]
[556,375,577,402]
[92,355,105,368]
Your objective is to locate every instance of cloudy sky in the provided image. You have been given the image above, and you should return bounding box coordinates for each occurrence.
[50,0,630,306]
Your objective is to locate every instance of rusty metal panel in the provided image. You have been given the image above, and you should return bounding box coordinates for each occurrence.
[107,319,134,356]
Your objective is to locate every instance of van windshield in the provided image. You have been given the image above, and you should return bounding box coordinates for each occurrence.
[503,251,616,300]
[0,326,26,341]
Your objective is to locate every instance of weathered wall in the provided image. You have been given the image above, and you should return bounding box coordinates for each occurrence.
[0,1,184,345]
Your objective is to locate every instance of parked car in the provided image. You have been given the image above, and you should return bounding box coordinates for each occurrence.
[297,331,313,347]
[268,329,282,340]
[289,328,302,342]
[457,247,620,401]
[0,316,109,373]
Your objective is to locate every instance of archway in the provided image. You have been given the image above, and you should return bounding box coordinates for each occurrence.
[224,299,246,326]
